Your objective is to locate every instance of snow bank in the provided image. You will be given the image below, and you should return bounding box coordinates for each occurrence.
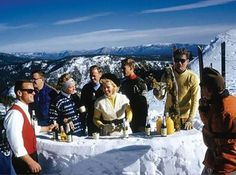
[37,129,206,175]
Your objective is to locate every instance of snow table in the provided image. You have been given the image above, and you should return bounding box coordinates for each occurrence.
[37,129,206,175]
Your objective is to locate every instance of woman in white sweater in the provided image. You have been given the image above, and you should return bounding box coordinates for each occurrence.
[93,73,132,136]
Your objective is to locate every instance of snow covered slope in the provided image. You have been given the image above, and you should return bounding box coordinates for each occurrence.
[191,29,236,95]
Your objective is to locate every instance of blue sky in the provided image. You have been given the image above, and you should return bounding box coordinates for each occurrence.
[0,0,236,52]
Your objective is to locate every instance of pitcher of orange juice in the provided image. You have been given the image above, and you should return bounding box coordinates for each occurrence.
[165,112,175,135]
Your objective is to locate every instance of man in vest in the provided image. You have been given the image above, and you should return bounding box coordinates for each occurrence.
[4,80,56,174]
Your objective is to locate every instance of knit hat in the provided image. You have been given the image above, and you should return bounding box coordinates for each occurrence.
[201,67,225,93]
[100,73,120,87]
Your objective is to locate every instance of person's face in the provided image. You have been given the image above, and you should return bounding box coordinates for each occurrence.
[102,82,115,97]
[90,68,102,84]
[174,54,189,73]
[122,65,133,77]
[32,73,44,90]
[201,86,212,100]
[65,84,76,95]
[17,82,35,104]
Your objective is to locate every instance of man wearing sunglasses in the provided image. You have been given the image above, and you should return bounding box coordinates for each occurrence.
[164,48,200,130]
[4,80,57,174]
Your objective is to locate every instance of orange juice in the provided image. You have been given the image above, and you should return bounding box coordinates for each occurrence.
[166,117,175,135]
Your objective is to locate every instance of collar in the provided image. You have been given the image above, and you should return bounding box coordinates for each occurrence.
[93,83,101,91]
[15,100,29,113]
[61,91,71,98]
[105,92,117,99]
[128,73,137,80]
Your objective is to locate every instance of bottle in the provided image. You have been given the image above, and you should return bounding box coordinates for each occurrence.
[156,116,162,135]
[122,118,129,138]
[165,112,175,135]
[60,125,67,142]
[31,110,38,130]
[161,115,167,137]
[145,116,151,136]
[66,123,73,142]
[52,120,59,141]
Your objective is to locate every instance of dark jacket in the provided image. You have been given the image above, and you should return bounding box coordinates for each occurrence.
[81,82,104,135]
[120,75,148,132]
[200,90,236,174]
[31,84,58,126]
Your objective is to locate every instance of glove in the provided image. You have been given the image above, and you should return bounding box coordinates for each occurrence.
[153,82,166,100]
[184,121,193,130]
[198,98,210,113]
[102,124,116,133]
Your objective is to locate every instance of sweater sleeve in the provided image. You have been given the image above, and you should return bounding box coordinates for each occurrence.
[93,109,103,128]
[125,105,132,123]
[4,110,28,157]
[189,74,200,120]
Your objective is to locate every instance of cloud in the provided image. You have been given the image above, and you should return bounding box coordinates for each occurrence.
[0,24,235,52]
[141,0,236,13]
[53,12,112,25]
[0,23,35,32]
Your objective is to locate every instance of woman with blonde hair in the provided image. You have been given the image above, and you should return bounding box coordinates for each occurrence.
[93,73,132,136]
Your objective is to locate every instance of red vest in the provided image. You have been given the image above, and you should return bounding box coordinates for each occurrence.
[11,105,37,154]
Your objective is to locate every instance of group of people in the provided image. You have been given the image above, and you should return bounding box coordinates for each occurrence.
[1,48,236,174]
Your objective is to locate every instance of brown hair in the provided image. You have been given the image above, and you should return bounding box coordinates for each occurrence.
[89,65,103,74]
[173,48,190,60]
[121,58,135,69]
[14,80,33,94]
[31,70,45,78]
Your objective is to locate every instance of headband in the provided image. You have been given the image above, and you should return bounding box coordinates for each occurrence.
[62,78,76,91]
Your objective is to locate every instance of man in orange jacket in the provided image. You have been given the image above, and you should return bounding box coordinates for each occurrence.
[199,67,236,175]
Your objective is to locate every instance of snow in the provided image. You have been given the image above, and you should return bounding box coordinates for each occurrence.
[37,129,206,175]
[190,29,236,95]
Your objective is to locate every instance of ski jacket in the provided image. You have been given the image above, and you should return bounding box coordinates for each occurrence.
[31,84,58,125]
[200,94,236,174]
[120,75,148,132]
[165,69,200,121]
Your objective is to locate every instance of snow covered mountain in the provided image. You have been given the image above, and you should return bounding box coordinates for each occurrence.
[10,43,200,60]
[0,55,163,95]
[190,29,236,95]
[0,52,29,65]
[1,29,235,98]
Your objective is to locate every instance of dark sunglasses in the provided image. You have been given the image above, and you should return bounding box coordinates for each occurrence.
[21,89,35,94]
[32,78,42,81]
[174,58,188,64]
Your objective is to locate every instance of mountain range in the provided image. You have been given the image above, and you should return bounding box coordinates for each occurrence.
[0,43,202,94]
[6,43,201,61]
[1,30,234,98]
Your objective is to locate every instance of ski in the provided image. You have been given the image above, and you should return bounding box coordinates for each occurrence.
[197,45,204,82]
[221,41,226,83]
